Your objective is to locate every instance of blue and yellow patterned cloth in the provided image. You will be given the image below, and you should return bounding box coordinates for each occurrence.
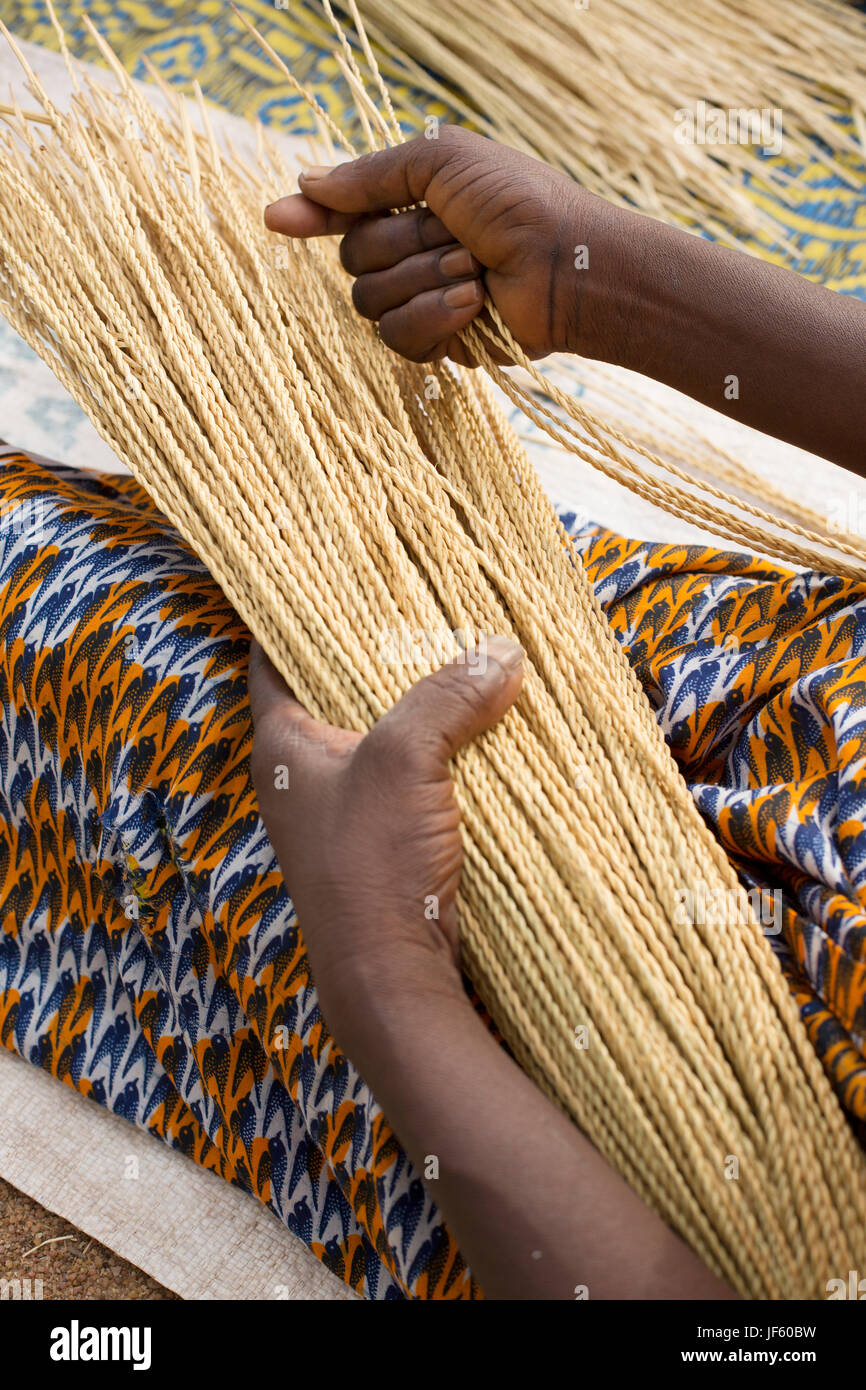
[7,0,866,294]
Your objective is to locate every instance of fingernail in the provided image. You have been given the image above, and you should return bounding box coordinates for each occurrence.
[439,246,474,278]
[485,635,524,672]
[443,279,482,309]
[263,200,284,229]
[299,164,334,181]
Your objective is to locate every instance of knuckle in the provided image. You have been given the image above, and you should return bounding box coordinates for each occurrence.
[438,668,484,721]
[416,207,444,252]
[438,124,477,155]
[351,275,375,319]
[339,230,361,275]
[378,312,426,360]
[250,725,280,798]
[404,127,480,199]
[406,342,433,363]
[376,313,400,352]
[362,721,432,783]
[404,134,437,190]
[350,147,381,180]
[249,712,309,793]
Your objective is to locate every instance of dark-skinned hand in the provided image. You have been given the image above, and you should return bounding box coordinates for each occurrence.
[263,126,608,364]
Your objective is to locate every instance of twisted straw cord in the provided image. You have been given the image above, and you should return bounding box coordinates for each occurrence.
[1,16,864,1297]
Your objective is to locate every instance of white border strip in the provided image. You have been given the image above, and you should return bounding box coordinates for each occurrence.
[0,1049,357,1301]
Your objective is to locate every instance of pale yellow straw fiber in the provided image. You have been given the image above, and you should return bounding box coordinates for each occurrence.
[345,0,866,543]
[349,0,866,249]
[0,9,864,1299]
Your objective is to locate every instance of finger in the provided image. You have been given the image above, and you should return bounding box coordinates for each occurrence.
[445,337,512,368]
[247,642,358,791]
[339,208,453,275]
[444,305,513,367]
[247,639,297,725]
[264,192,359,238]
[352,244,480,322]
[444,336,482,367]
[364,636,524,777]
[292,131,483,219]
[378,281,483,362]
[294,144,432,216]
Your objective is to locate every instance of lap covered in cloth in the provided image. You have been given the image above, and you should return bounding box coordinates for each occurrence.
[1,446,864,1300]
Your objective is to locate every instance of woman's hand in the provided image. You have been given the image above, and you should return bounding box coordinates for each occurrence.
[264,126,613,364]
[247,635,524,1054]
[247,634,735,1299]
[264,127,866,472]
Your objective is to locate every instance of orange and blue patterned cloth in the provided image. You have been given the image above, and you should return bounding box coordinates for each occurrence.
[1,444,866,1302]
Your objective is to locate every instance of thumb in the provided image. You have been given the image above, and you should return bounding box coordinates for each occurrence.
[366,635,524,776]
[264,130,484,237]
[296,138,434,215]
[264,142,427,239]
[263,144,423,240]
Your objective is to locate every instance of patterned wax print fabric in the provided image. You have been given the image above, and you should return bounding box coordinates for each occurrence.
[564,515,866,1133]
[1,445,866,1304]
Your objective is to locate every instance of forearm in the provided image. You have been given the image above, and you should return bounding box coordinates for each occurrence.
[326,955,735,1300]
[576,198,866,473]
[249,629,734,1299]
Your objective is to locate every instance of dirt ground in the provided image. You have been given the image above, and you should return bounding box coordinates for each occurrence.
[0,1176,178,1299]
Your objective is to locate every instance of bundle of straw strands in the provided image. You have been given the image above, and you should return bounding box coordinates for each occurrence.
[1,9,865,1298]
[348,0,866,248]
